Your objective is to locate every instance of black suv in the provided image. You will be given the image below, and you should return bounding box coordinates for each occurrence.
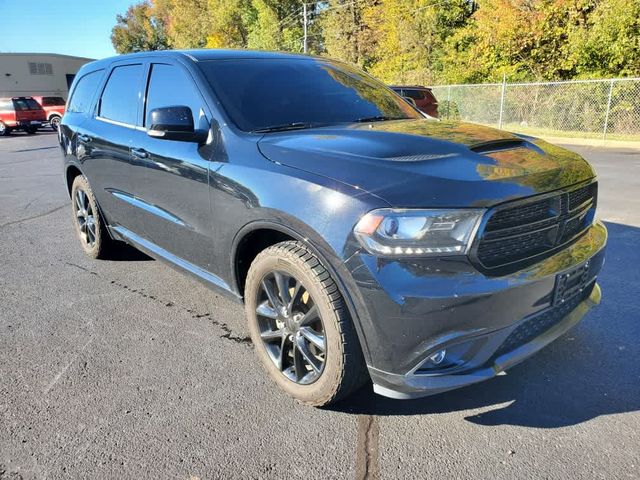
[59,50,606,406]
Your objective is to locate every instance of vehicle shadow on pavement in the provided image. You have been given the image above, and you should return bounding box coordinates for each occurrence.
[108,242,153,261]
[331,221,640,429]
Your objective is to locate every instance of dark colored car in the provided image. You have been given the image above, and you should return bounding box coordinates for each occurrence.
[391,85,439,117]
[32,96,66,131]
[59,50,606,406]
[0,97,47,135]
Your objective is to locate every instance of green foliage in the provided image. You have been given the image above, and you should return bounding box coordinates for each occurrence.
[110,1,169,54]
[112,0,640,82]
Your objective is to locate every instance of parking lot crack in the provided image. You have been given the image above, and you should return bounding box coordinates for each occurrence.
[61,260,252,347]
[0,204,66,229]
[355,415,379,480]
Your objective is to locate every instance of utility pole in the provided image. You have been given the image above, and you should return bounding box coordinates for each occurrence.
[302,3,308,54]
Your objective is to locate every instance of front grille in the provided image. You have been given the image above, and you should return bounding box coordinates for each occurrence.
[475,182,597,271]
[493,282,594,358]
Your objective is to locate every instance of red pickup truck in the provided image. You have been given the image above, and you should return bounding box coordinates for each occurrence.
[0,97,47,135]
[31,96,66,131]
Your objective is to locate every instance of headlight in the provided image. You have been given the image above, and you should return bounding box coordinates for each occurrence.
[354,208,484,256]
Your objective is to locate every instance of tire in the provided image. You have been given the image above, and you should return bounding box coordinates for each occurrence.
[0,121,9,136]
[70,175,113,259]
[50,115,61,131]
[245,240,368,406]
[26,126,38,134]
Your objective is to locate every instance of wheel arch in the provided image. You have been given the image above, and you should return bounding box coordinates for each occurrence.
[231,220,373,364]
[65,164,83,197]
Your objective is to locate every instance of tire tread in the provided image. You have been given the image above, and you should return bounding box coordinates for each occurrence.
[246,240,368,406]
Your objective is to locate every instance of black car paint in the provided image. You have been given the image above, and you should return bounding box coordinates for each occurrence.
[60,50,606,399]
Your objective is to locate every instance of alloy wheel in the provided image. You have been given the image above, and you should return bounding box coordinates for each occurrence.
[256,271,326,384]
[74,189,96,247]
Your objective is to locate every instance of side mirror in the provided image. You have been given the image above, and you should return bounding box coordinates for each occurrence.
[147,105,206,143]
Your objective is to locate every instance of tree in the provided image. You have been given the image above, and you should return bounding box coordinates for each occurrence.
[206,0,252,48]
[567,0,640,78]
[111,1,169,54]
[111,0,640,82]
[367,0,473,84]
[322,0,378,69]
[155,0,212,48]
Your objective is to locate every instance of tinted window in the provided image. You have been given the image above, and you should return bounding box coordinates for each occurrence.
[403,89,426,100]
[13,98,43,111]
[145,64,207,128]
[42,97,66,106]
[67,70,103,114]
[199,59,420,132]
[99,64,144,125]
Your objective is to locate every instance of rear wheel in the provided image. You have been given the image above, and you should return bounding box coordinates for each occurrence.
[70,175,113,259]
[50,115,61,131]
[0,121,9,136]
[245,241,368,406]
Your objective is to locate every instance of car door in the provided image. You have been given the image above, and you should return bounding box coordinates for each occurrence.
[76,62,147,232]
[129,61,214,271]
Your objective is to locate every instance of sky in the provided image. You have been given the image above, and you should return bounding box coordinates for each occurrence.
[0,0,138,59]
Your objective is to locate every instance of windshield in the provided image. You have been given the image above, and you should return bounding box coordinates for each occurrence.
[199,58,421,132]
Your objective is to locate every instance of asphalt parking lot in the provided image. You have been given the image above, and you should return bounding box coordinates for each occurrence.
[1,131,639,479]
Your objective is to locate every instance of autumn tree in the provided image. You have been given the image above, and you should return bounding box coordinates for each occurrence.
[111,0,640,82]
[111,1,169,54]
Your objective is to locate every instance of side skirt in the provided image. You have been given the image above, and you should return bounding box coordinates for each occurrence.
[110,225,243,304]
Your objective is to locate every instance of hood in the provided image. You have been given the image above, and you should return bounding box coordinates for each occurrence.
[257,119,595,208]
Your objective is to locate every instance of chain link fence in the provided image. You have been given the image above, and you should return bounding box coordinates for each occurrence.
[431,78,640,142]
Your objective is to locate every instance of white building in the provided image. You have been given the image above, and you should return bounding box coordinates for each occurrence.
[0,53,94,99]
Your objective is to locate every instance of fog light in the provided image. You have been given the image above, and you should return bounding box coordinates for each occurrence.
[428,349,446,365]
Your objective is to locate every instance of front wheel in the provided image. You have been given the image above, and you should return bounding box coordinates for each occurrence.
[244,241,368,406]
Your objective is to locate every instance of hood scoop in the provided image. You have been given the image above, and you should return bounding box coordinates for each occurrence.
[469,139,531,154]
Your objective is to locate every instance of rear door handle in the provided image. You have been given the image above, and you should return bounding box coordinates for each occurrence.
[131,147,149,159]
[77,133,91,143]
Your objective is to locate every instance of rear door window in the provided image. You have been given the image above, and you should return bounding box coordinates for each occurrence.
[67,70,103,113]
[99,64,144,125]
[144,63,207,129]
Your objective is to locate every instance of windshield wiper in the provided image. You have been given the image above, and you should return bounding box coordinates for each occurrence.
[251,122,316,133]
[354,115,406,123]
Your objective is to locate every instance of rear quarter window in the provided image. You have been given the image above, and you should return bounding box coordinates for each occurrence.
[67,70,104,114]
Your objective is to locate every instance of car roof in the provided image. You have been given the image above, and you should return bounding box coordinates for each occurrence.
[82,49,313,70]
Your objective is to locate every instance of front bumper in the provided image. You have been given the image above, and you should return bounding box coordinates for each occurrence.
[345,221,607,399]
